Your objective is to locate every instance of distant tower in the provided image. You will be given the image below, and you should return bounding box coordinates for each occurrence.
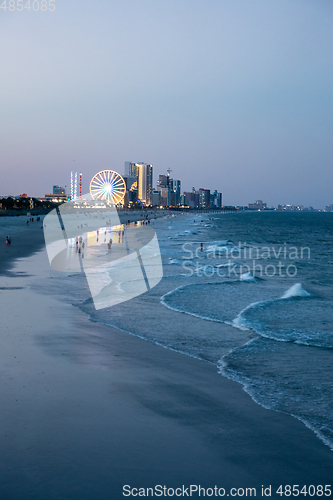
[79,173,82,199]
[70,171,74,199]
[70,171,78,200]
[167,168,173,177]
[74,172,78,200]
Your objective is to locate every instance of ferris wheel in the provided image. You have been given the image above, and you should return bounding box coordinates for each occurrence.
[89,170,126,205]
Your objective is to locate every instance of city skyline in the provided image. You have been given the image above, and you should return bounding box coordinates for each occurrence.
[1,1,333,208]
[1,152,333,209]
[1,163,328,211]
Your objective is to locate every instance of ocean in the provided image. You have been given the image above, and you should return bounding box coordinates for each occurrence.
[33,211,333,451]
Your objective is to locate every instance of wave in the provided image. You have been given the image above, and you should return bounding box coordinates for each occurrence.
[231,301,262,331]
[214,262,236,268]
[218,342,333,451]
[232,284,333,349]
[281,283,310,299]
[232,283,311,330]
[240,271,256,282]
[40,212,333,454]
[168,229,198,239]
[160,285,226,323]
[205,240,236,254]
[168,258,199,268]
[168,258,184,265]
[160,281,278,327]
[161,281,332,348]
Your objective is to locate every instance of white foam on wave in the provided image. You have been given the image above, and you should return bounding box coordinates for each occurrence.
[168,229,198,239]
[215,262,236,268]
[206,240,235,254]
[281,283,310,299]
[230,299,270,332]
[168,258,196,267]
[168,258,182,265]
[240,272,256,282]
[231,283,310,333]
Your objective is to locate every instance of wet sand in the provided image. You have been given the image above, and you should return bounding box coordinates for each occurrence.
[0,210,162,275]
[0,216,46,275]
[0,219,332,499]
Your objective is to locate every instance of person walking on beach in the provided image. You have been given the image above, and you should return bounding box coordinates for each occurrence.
[78,236,83,254]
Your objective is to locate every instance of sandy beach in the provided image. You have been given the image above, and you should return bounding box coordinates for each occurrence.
[0,214,333,500]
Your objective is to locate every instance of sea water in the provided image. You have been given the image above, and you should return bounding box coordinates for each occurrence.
[32,211,333,450]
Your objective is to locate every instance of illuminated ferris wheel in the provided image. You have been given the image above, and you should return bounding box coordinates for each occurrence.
[89,170,126,205]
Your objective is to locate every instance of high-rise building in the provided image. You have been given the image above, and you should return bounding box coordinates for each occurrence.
[124,162,153,205]
[213,190,222,208]
[151,190,161,206]
[157,175,169,188]
[123,175,138,204]
[199,188,210,209]
[157,173,172,206]
[156,172,181,207]
[159,187,171,207]
[167,178,181,206]
[124,162,137,176]
[182,191,199,208]
[136,163,153,205]
[123,175,137,191]
[173,180,181,206]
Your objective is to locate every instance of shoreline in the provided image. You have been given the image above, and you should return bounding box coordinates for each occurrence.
[0,215,46,275]
[0,209,167,276]
[1,218,333,498]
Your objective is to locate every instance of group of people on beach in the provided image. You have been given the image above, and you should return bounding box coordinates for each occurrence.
[26,216,41,226]
[118,230,125,243]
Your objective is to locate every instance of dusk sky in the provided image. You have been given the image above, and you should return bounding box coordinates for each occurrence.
[1,0,332,207]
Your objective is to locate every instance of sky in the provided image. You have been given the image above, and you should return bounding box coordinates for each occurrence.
[0,0,333,208]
